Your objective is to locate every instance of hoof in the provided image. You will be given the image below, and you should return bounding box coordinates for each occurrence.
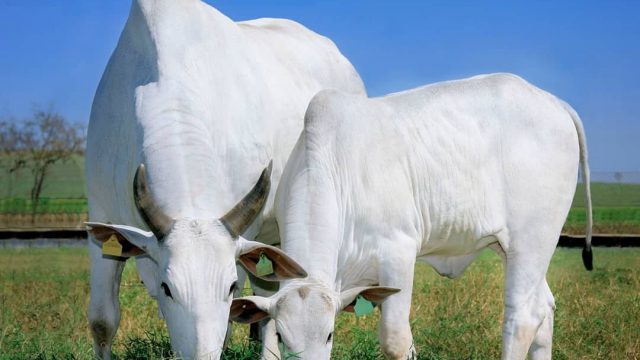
[406,342,417,360]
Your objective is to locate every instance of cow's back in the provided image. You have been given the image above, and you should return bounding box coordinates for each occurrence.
[302,74,579,258]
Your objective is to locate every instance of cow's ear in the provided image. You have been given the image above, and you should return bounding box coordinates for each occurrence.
[339,286,401,313]
[236,237,308,281]
[230,296,272,324]
[86,222,158,258]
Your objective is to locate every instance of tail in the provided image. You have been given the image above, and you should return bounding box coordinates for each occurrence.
[562,101,593,270]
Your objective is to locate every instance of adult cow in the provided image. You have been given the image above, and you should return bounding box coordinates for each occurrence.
[85,0,365,358]
[231,73,593,360]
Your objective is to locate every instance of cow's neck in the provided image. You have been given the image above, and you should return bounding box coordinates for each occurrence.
[138,125,269,220]
[279,165,343,289]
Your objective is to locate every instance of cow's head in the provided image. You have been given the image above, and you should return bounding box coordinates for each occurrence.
[229,282,399,359]
[87,162,307,359]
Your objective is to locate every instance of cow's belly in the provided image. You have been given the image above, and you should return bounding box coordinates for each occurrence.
[417,222,505,278]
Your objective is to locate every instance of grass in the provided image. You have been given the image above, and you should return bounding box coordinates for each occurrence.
[1,247,638,359]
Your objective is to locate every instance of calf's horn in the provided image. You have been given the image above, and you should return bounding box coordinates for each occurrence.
[220,161,273,238]
[133,164,174,238]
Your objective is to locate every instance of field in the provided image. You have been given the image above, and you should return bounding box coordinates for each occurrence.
[0,155,85,200]
[1,247,638,359]
[0,156,87,229]
[563,182,640,234]
[2,157,640,233]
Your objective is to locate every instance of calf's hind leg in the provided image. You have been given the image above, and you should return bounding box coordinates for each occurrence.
[501,237,556,360]
[88,235,126,360]
[528,280,555,360]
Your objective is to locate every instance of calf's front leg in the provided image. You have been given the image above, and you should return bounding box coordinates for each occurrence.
[378,239,417,360]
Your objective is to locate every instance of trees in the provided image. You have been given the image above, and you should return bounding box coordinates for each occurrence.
[0,108,85,220]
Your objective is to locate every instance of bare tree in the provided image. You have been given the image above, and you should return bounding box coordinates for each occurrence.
[0,108,85,220]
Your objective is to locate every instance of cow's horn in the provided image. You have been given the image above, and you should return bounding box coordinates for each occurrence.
[220,161,273,238]
[133,164,173,238]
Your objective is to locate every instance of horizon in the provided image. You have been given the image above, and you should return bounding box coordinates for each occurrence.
[1,0,638,171]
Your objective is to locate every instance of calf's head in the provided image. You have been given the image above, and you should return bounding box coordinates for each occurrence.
[87,162,306,359]
[230,282,399,358]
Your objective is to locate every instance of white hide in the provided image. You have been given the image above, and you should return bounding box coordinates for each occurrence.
[85,0,365,359]
[243,73,592,360]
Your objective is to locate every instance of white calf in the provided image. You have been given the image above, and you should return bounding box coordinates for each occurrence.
[232,73,593,360]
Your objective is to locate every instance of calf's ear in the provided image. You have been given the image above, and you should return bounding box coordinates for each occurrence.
[85,222,158,258]
[339,286,401,312]
[236,237,308,281]
[230,296,272,324]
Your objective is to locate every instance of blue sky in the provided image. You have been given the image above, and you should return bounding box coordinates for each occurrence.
[0,0,638,171]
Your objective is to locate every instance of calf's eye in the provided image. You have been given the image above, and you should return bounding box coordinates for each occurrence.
[327,332,333,343]
[161,282,173,299]
[276,332,283,344]
[229,281,238,296]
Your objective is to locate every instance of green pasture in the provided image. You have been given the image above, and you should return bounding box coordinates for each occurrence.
[0,247,638,359]
[572,182,640,208]
[1,157,640,233]
[0,198,87,214]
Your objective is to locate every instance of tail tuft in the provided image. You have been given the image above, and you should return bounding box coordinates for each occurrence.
[582,245,593,271]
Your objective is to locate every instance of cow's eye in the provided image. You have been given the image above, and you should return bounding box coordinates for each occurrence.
[229,281,238,296]
[326,332,333,343]
[161,282,173,299]
[276,332,283,344]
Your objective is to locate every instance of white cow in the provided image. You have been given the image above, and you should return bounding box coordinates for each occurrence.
[85,0,365,358]
[231,73,593,360]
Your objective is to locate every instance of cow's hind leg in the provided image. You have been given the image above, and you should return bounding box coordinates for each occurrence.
[88,235,126,360]
[501,236,556,360]
[379,235,417,360]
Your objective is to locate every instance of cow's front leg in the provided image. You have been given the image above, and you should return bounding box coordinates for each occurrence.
[378,237,417,360]
[247,272,281,360]
[88,235,126,360]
